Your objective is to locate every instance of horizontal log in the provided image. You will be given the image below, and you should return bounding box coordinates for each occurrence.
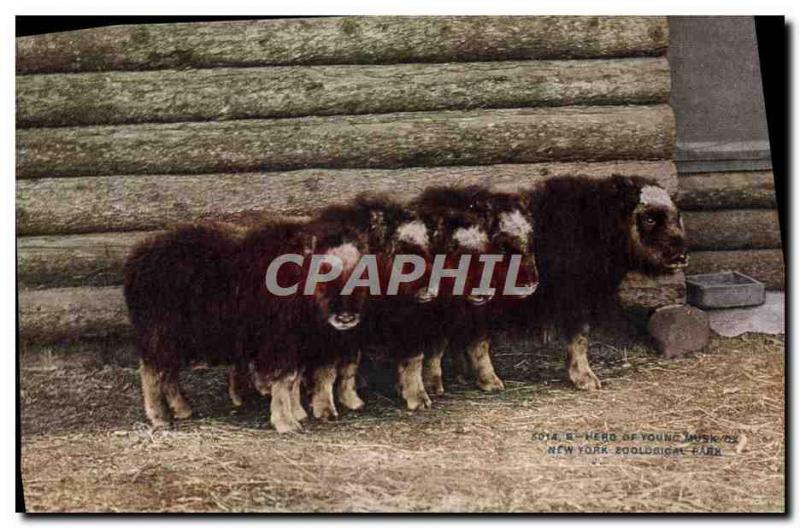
[17,232,152,289]
[684,209,782,250]
[17,161,678,289]
[18,274,681,344]
[17,227,262,289]
[677,171,777,210]
[16,57,670,127]
[18,286,131,344]
[17,58,670,127]
[16,105,676,178]
[686,249,785,290]
[18,160,675,287]
[16,17,668,74]
[17,161,677,237]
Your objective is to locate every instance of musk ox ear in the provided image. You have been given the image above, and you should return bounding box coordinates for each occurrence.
[303,234,318,255]
[516,191,531,210]
[369,210,388,244]
[430,217,446,246]
[611,174,642,208]
[517,188,536,213]
[359,230,371,248]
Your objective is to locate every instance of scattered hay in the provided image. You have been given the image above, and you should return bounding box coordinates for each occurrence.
[20,333,784,512]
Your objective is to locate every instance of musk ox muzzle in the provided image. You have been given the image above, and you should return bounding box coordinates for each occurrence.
[414,286,438,303]
[466,292,494,306]
[327,312,361,331]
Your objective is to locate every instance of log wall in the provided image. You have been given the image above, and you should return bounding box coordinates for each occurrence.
[16,16,682,344]
[16,17,669,73]
[677,170,784,288]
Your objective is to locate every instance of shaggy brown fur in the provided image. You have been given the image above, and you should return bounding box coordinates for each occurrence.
[315,193,438,412]
[516,175,688,389]
[409,186,518,395]
[124,217,370,432]
[124,177,685,431]
[338,189,494,406]
[236,217,370,428]
[414,186,539,393]
[124,223,247,427]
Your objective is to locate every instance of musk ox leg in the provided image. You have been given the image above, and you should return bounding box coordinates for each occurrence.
[162,370,193,420]
[290,375,309,422]
[251,366,273,397]
[453,346,474,386]
[270,372,302,433]
[397,354,432,411]
[566,326,601,391]
[422,339,448,396]
[227,367,245,407]
[228,365,256,407]
[336,352,365,411]
[311,364,339,421]
[467,338,505,392]
[139,360,170,428]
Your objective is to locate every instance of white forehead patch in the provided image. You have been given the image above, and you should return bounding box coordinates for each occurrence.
[499,209,533,240]
[453,225,489,251]
[396,220,429,249]
[325,242,360,272]
[639,185,675,210]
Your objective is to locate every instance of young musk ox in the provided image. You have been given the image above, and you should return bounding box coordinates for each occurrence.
[412,186,539,395]
[124,217,370,433]
[124,223,242,428]
[409,187,519,398]
[518,175,688,390]
[311,193,438,414]
[237,217,371,432]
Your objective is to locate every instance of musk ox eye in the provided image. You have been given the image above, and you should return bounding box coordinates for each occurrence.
[642,214,656,226]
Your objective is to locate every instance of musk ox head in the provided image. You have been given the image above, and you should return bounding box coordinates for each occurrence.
[320,193,438,305]
[304,226,370,332]
[615,176,688,274]
[434,209,495,306]
[390,218,436,303]
[418,186,539,301]
[468,189,539,300]
[494,207,538,298]
[353,193,437,304]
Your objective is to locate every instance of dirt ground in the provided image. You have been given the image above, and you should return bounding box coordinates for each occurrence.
[19,331,785,513]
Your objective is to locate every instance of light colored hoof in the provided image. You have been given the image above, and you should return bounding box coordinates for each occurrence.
[272,416,302,434]
[477,374,505,392]
[424,377,445,396]
[570,369,602,391]
[312,400,339,422]
[339,391,365,411]
[172,406,193,420]
[149,416,170,429]
[293,405,309,422]
[230,393,244,407]
[405,390,432,411]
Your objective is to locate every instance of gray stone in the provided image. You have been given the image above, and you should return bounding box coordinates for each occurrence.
[707,291,785,338]
[647,304,711,359]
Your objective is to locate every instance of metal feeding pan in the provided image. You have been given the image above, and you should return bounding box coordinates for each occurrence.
[686,271,766,310]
